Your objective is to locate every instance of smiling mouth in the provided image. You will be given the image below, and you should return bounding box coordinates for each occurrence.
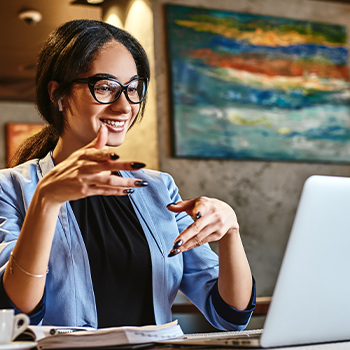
[101,119,126,127]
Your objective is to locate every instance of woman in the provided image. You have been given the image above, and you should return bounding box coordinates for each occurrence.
[0,20,255,329]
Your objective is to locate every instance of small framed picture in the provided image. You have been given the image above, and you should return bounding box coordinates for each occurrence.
[6,123,45,163]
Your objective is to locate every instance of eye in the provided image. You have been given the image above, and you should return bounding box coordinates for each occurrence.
[94,80,120,95]
[127,81,139,96]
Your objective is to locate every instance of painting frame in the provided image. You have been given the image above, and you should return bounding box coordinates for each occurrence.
[165,4,350,163]
[6,123,45,164]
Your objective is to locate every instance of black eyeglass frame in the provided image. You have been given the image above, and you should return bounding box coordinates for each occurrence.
[73,76,149,105]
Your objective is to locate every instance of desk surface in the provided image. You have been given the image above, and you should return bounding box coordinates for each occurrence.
[151,341,350,350]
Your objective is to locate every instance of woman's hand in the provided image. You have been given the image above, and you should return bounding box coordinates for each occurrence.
[38,125,147,206]
[167,197,253,310]
[167,196,239,255]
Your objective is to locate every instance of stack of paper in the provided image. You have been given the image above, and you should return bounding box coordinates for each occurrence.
[19,320,183,349]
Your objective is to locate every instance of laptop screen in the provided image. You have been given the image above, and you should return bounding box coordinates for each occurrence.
[261,175,350,348]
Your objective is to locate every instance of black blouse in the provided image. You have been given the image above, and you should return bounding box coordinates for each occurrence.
[70,195,155,328]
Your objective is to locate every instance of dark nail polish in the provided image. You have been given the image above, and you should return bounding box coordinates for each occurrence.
[110,153,119,160]
[134,180,148,187]
[196,212,202,220]
[124,189,134,194]
[166,202,177,207]
[131,162,146,169]
[168,248,181,257]
[173,240,183,249]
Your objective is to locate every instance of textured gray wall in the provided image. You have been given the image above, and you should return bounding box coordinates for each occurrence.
[152,0,350,297]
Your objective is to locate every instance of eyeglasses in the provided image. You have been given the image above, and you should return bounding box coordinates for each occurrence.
[73,75,148,104]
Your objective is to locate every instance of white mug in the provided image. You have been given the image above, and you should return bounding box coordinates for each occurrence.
[0,309,29,344]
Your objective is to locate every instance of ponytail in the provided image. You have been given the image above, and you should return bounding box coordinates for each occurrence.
[7,125,59,168]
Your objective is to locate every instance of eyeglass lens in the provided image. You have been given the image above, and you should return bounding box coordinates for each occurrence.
[93,78,147,104]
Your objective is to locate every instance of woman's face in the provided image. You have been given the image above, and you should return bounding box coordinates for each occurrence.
[62,40,140,150]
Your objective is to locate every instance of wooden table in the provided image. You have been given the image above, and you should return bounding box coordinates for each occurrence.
[171,296,271,316]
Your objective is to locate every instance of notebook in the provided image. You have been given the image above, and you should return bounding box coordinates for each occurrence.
[164,175,350,348]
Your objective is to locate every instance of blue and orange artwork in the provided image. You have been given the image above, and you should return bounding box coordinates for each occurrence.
[166,5,350,162]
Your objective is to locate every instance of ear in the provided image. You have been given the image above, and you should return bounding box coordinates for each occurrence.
[47,81,60,102]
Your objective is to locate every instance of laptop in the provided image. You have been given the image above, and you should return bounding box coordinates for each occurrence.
[165,175,350,348]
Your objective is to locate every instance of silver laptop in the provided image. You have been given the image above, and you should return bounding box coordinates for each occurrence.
[166,175,350,348]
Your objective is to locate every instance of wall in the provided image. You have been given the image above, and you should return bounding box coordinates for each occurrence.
[152,0,350,298]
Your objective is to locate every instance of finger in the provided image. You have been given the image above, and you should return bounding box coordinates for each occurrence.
[176,214,206,246]
[72,149,117,163]
[168,214,205,257]
[181,223,224,251]
[70,145,146,170]
[101,173,148,188]
[85,184,134,197]
[75,159,146,174]
[77,170,148,188]
[83,124,109,150]
[166,198,195,212]
[167,198,203,219]
[72,173,148,198]
[168,209,230,257]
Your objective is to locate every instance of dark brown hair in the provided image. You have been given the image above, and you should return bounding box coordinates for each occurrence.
[8,19,150,167]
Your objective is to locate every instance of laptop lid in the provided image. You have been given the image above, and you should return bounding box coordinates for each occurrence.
[260,175,350,348]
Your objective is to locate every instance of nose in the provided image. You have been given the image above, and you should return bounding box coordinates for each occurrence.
[109,90,132,114]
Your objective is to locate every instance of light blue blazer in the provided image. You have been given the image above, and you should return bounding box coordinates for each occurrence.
[0,152,254,330]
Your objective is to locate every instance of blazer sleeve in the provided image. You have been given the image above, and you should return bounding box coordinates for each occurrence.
[0,169,46,324]
[0,173,25,276]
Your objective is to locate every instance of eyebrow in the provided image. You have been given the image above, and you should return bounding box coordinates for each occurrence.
[92,73,139,82]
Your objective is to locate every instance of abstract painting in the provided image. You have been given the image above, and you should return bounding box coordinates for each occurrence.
[166,5,350,162]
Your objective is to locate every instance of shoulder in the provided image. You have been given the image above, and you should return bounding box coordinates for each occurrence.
[0,158,42,196]
[0,159,40,179]
[0,152,53,183]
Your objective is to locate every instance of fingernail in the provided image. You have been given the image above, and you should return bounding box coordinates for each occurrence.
[168,248,181,257]
[166,202,177,207]
[173,239,183,249]
[124,189,134,194]
[134,180,148,187]
[196,212,202,220]
[131,162,146,169]
[110,153,119,160]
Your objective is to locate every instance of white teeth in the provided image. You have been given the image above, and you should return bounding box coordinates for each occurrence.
[102,119,125,127]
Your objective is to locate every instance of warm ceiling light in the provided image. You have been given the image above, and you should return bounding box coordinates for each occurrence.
[71,0,104,5]
[18,9,42,25]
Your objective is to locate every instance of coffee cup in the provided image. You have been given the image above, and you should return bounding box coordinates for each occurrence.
[0,309,29,344]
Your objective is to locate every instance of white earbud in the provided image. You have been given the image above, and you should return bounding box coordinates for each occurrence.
[58,99,63,112]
